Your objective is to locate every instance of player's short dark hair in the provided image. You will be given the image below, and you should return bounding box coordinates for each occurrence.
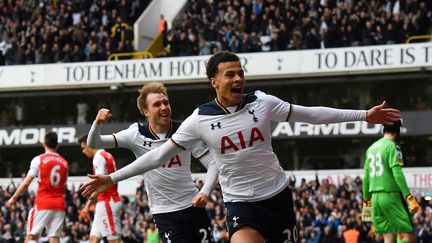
[77,133,88,144]
[44,131,58,149]
[206,51,240,81]
[383,119,402,136]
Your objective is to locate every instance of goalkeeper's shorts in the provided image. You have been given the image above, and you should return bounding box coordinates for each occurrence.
[371,192,414,235]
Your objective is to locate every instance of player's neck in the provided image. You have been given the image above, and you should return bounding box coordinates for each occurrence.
[384,133,396,141]
[150,122,170,134]
[45,148,57,154]
[216,97,241,107]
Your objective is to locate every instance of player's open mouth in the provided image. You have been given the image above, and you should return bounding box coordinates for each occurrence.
[231,87,242,93]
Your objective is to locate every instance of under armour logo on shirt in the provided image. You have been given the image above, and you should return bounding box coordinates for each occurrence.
[211,122,222,130]
[143,141,152,147]
[248,109,258,122]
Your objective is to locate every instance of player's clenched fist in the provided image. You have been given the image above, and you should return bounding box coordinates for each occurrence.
[192,192,209,208]
[95,108,112,124]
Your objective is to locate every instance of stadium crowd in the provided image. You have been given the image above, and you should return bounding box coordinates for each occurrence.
[162,0,432,56]
[1,176,431,242]
[0,0,150,65]
[1,0,431,64]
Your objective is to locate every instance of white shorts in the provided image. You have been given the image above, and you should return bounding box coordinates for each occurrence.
[27,207,65,237]
[90,199,122,240]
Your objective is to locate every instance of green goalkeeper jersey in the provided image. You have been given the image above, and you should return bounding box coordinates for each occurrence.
[363,137,404,194]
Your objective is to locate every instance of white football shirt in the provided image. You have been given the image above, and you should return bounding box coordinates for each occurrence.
[114,121,209,214]
[171,91,291,202]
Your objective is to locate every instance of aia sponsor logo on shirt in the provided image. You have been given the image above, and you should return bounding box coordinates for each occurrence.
[220,127,264,154]
[162,155,182,168]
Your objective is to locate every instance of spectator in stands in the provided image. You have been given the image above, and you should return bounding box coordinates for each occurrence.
[306,228,321,243]
[163,29,179,56]
[144,222,161,243]
[4,41,15,65]
[159,14,167,34]
[342,222,360,243]
[71,44,85,62]
[304,27,321,49]
[320,225,337,243]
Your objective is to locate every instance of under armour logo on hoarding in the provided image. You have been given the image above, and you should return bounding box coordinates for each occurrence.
[248,109,258,122]
[211,122,221,130]
[143,141,152,147]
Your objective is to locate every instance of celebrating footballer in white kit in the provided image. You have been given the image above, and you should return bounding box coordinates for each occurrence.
[86,82,218,243]
[81,52,401,243]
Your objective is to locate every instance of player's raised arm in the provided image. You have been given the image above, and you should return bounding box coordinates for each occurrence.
[95,108,112,124]
[80,139,183,199]
[289,101,400,125]
[87,108,116,148]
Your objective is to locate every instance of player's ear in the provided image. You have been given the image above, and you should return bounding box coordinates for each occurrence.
[143,108,151,118]
[139,108,145,115]
[210,77,217,88]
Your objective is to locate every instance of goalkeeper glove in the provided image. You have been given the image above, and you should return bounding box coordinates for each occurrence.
[361,200,372,222]
[406,194,419,214]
